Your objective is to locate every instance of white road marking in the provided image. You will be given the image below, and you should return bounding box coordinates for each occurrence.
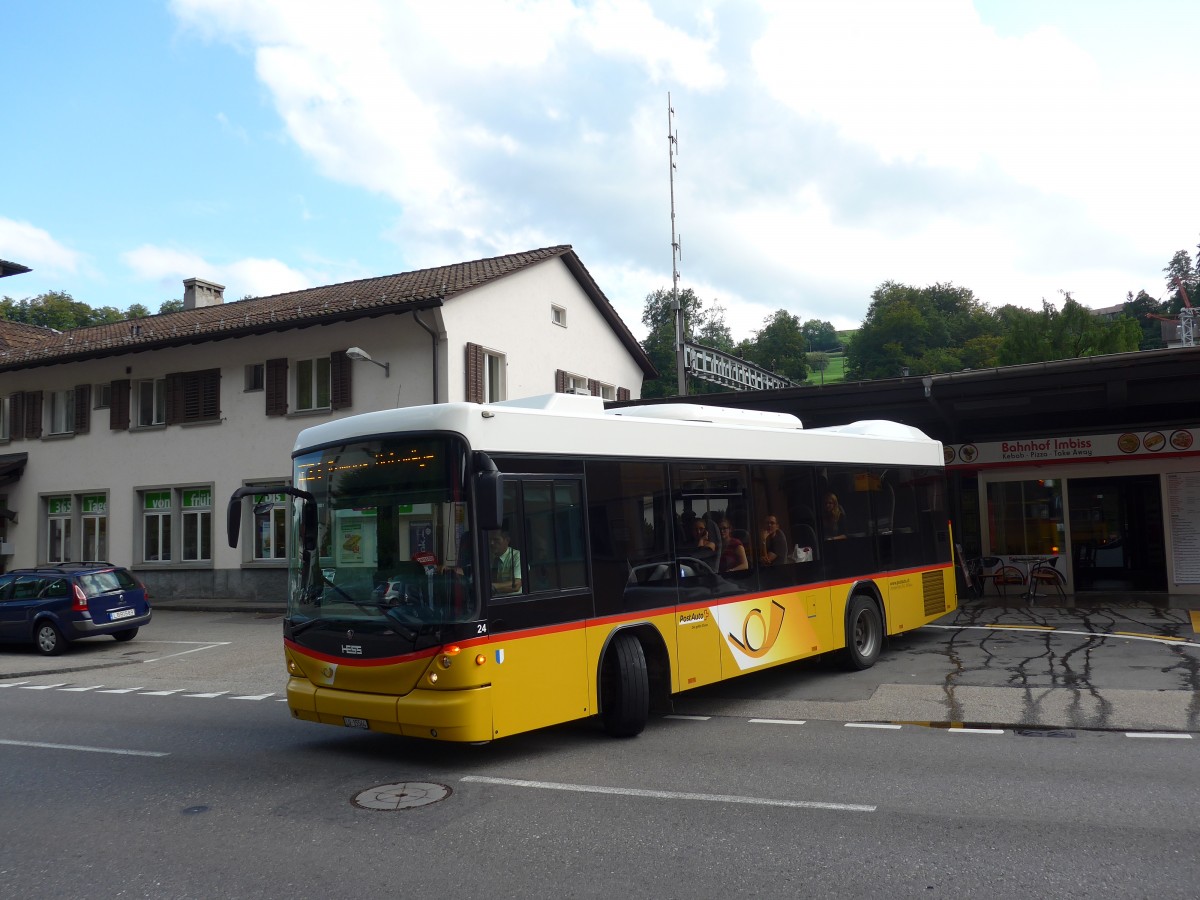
[20,683,68,690]
[96,687,145,693]
[184,691,230,698]
[461,775,876,813]
[139,641,232,663]
[947,727,1005,735]
[59,685,105,692]
[1125,732,1192,739]
[139,689,187,696]
[0,681,29,687]
[664,714,710,721]
[231,693,276,700]
[0,738,168,757]
[750,718,806,725]
[846,722,903,729]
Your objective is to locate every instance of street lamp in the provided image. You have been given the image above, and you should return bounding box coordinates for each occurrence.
[346,346,390,378]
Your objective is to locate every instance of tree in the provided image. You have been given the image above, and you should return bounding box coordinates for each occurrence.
[1163,249,1194,315]
[0,291,127,330]
[846,281,999,380]
[807,351,830,384]
[639,287,735,398]
[741,309,808,383]
[996,292,1141,365]
[159,299,184,314]
[800,319,839,352]
[1123,290,1166,350]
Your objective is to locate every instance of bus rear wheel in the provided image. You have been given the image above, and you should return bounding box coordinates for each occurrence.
[841,594,882,671]
[600,632,649,737]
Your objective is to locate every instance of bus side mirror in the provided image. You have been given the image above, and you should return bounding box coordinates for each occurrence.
[300,501,318,554]
[476,470,504,531]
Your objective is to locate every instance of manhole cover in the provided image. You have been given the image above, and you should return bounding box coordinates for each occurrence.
[352,782,451,811]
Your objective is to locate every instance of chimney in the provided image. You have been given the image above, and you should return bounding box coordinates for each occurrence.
[183,277,226,310]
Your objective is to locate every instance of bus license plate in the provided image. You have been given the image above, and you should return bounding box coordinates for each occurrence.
[344,717,370,730]
[110,608,135,620]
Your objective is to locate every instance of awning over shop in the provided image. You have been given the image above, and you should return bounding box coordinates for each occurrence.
[0,452,28,487]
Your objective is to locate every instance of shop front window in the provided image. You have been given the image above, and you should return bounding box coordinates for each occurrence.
[987,479,1064,556]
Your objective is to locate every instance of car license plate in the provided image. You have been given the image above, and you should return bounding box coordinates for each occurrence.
[110,608,136,620]
[344,717,370,730]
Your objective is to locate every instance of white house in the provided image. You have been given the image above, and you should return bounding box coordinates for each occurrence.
[0,245,655,600]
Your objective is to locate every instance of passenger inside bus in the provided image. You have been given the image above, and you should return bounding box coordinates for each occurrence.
[759,514,788,566]
[717,518,749,572]
[489,528,522,595]
[822,492,847,541]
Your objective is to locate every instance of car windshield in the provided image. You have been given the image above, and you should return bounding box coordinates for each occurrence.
[289,435,478,633]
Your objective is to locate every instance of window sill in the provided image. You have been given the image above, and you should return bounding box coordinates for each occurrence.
[42,432,75,441]
[181,418,222,428]
[287,408,332,419]
[130,423,167,433]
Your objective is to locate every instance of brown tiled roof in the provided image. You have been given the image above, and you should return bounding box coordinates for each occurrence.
[0,319,56,352]
[0,245,656,376]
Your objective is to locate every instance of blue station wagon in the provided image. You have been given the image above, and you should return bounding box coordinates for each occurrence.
[0,564,152,655]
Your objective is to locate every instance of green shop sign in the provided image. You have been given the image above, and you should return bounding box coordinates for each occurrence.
[82,495,107,515]
[183,489,212,509]
[47,496,72,516]
[144,491,172,511]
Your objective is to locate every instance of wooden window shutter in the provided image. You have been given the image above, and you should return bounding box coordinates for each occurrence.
[587,379,599,397]
[555,369,567,393]
[110,380,130,430]
[266,358,288,417]
[24,390,43,440]
[466,343,484,403]
[10,393,25,441]
[331,351,351,410]
[617,387,630,401]
[165,373,186,425]
[74,385,91,434]
[199,369,220,420]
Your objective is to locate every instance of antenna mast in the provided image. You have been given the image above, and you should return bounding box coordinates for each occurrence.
[668,93,687,395]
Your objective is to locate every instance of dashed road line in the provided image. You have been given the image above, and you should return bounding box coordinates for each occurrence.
[750,718,806,726]
[846,722,902,730]
[1125,732,1193,740]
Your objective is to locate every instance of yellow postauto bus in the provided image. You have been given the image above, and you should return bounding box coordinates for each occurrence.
[227,393,956,742]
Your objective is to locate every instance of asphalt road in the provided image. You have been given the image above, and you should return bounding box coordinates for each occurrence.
[1,607,1198,898]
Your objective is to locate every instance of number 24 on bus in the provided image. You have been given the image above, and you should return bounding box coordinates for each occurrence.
[227,394,956,743]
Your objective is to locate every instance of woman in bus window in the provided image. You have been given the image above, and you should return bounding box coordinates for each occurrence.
[717,519,749,572]
[822,492,847,541]
[760,514,788,566]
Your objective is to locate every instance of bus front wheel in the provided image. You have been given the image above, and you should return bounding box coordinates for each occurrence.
[600,632,649,737]
[841,595,882,671]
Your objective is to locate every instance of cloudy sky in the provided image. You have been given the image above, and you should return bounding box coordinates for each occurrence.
[3,0,1198,340]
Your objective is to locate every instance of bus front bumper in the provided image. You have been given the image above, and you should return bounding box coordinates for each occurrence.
[286,678,494,743]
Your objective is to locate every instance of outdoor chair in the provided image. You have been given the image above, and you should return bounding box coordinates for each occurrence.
[1027,557,1067,599]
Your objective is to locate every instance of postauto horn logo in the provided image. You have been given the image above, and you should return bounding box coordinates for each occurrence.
[727,600,786,659]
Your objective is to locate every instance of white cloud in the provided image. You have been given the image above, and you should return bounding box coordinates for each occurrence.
[122,244,311,300]
[0,217,83,273]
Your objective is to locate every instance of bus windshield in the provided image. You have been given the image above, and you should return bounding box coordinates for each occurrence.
[289,435,478,635]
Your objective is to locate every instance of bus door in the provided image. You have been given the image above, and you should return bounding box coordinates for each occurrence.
[486,477,593,738]
[671,465,751,689]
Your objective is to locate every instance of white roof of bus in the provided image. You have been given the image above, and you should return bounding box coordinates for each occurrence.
[293,394,944,467]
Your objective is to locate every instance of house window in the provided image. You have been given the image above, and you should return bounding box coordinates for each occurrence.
[81,494,108,562]
[296,357,331,411]
[252,491,289,560]
[48,389,75,435]
[597,383,616,401]
[94,384,111,410]
[182,488,213,562]
[484,351,506,403]
[47,496,73,563]
[136,379,167,427]
[142,490,173,562]
[565,373,589,394]
[552,305,567,327]
[245,363,264,392]
[0,397,8,441]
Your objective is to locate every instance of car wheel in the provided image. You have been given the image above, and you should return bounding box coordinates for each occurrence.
[34,621,66,656]
[841,594,882,671]
[600,632,649,737]
[112,628,139,642]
